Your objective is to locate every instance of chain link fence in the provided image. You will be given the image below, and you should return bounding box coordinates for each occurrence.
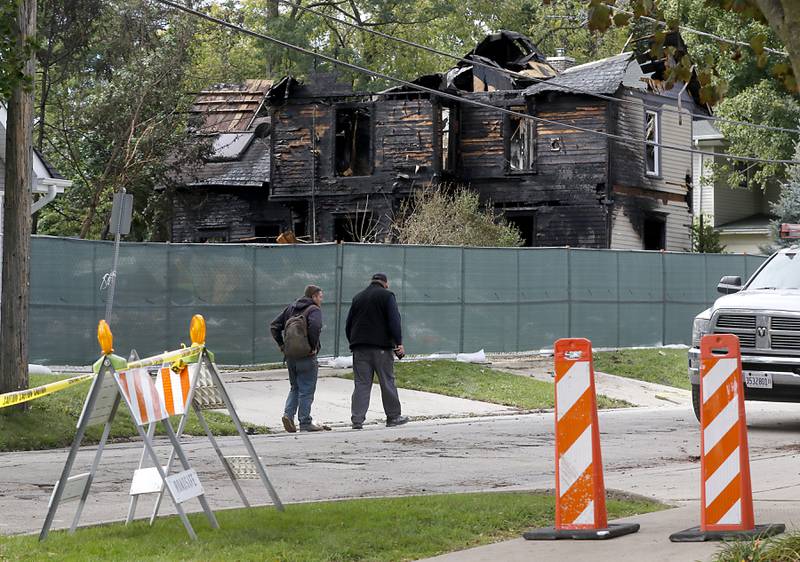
[29,237,767,365]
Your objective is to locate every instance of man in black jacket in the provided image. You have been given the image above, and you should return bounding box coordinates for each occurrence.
[270,285,326,432]
[345,273,409,429]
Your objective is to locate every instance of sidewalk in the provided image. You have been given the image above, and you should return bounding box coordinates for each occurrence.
[421,503,797,562]
[220,367,519,430]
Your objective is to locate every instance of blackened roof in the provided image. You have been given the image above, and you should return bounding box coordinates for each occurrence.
[180,133,270,188]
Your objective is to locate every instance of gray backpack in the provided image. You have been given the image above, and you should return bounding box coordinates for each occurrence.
[283,306,317,359]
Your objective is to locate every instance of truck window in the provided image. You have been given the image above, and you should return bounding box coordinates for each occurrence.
[748,252,800,290]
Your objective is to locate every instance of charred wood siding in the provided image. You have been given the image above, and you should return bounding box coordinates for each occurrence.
[459,94,610,247]
[270,98,437,198]
[172,188,292,243]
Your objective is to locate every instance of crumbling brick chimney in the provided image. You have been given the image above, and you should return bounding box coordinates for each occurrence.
[546,48,576,73]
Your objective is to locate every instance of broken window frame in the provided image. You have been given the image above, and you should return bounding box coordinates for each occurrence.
[505,105,536,174]
[438,103,458,173]
[642,212,666,250]
[645,110,660,177]
[333,103,374,178]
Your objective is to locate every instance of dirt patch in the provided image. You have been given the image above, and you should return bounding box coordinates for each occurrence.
[383,437,440,446]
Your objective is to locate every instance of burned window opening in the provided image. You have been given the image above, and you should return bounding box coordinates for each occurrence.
[645,110,660,176]
[643,214,666,250]
[333,211,379,243]
[254,223,283,242]
[335,107,372,177]
[440,106,457,172]
[506,213,536,247]
[196,227,229,243]
[507,108,535,172]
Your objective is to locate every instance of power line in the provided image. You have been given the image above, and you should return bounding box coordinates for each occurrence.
[153,0,800,166]
[277,0,800,136]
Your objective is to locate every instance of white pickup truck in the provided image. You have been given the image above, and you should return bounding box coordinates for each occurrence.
[688,233,800,421]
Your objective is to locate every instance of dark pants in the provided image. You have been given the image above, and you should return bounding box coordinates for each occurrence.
[351,347,401,424]
[284,356,318,427]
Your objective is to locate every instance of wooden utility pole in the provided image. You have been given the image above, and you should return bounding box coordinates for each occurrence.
[0,0,36,398]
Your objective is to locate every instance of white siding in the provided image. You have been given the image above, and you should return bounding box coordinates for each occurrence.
[713,180,760,226]
[692,151,715,220]
[610,205,641,249]
[720,232,771,254]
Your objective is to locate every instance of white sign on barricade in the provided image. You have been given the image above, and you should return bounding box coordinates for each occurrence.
[166,470,204,504]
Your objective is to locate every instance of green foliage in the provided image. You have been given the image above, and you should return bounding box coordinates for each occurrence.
[712,81,800,192]
[770,143,800,247]
[393,185,524,247]
[593,348,692,390]
[33,0,205,240]
[0,0,36,102]
[342,360,630,410]
[0,492,663,561]
[0,374,265,452]
[691,214,726,253]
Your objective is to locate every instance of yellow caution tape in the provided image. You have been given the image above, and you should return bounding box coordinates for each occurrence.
[0,373,94,409]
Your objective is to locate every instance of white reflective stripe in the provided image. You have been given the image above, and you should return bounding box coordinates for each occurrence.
[140,370,157,422]
[716,499,742,526]
[557,362,590,420]
[559,425,592,495]
[123,372,140,424]
[702,358,737,403]
[572,500,595,525]
[703,399,739,454]
[704,447,740,505]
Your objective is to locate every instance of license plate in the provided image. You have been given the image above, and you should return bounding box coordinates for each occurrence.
[743,371,773,389]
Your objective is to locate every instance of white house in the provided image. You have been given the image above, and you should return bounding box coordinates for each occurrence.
[0,103,73,296]
[692,119,778,254]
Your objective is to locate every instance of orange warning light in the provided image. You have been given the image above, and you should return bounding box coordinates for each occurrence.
[97,320,113,355]
[190,314,206,346]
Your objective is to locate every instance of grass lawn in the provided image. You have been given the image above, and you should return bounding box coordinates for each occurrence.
[593,348,690,390]
[0,374,266,452]
[712,531,800,562]
[342,360,630,410]
[0,492,664,561]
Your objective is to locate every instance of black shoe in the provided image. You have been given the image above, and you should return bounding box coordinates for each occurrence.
[351,422,363,430]
[386,415,409,427]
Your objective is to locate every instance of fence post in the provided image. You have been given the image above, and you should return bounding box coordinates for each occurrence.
[661,251,667,346]
[516,249,521,352]
[250,245,257,364]
[567,247,572,338]
[334,243,344,357]
[459,246,466,354]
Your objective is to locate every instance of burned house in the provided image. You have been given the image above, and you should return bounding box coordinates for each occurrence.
[173,31,705,249]
[171,79,307,243]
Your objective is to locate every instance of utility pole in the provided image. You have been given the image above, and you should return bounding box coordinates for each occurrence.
[0,0,36,399]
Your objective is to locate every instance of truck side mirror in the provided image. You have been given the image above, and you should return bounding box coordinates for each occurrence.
[717,275,742,294]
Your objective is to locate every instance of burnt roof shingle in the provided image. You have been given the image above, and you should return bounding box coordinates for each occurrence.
[524,52,635,97]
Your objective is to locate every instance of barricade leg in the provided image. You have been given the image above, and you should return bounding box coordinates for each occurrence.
[670,334,785,542]
[524,338,639,541]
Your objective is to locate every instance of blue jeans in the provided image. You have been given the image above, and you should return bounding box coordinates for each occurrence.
[284,356,318,427]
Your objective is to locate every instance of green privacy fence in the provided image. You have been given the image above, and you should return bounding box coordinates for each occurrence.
[29,237,768,365]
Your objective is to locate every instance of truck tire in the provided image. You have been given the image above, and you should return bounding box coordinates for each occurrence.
[691,383,701,422]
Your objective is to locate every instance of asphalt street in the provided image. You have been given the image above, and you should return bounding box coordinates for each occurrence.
[4,398,800,546]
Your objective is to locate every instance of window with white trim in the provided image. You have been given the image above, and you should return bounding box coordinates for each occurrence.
[645,110,660,176]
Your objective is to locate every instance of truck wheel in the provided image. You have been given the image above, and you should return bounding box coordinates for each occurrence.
[691,384,701,422]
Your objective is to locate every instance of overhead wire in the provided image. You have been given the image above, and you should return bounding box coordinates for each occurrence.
[153,0,800,166]
[276,0,799,136]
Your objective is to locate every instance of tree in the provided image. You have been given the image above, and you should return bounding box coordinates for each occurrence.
[584,0,798,98]
[34,0,201,241]
[1,0,36,399]
[769,143,800,247]
[393,185,523,247]
[691,215,726,252]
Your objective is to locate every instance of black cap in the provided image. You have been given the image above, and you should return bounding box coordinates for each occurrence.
[371,272,388,283]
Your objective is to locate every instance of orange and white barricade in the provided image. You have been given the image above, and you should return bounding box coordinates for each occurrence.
[524,338,639,540]
[671,334,784,542]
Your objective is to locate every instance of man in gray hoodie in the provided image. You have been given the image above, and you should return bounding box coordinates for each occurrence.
[270,285,326,432]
